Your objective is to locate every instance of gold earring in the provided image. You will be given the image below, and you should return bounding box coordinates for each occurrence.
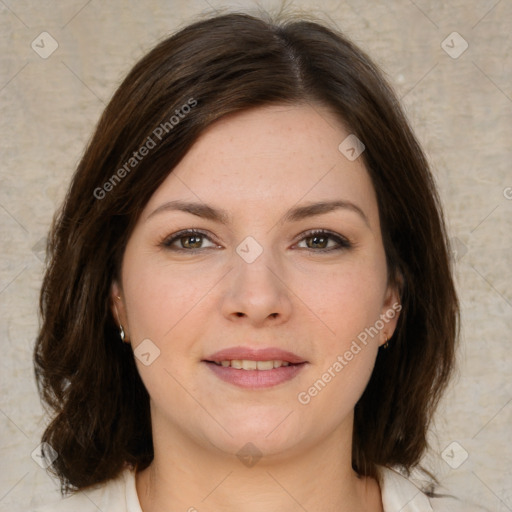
[382,335,389,349]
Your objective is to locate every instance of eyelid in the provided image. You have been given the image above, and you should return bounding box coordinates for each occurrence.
[294,229,352,251]
[161,228,221,250]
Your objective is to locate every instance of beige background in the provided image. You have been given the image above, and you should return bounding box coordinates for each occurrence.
[1,0,511,510]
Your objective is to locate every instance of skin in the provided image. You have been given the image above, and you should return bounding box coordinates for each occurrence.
[112,103,400,512]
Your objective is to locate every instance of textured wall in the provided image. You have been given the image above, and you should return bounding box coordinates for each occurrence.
[0,1,511,510]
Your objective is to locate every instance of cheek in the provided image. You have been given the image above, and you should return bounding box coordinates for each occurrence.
[295,256,388,347]
[120,248,226,402]
[121,251,219,343]
[292,254,388,409]
[295,267,385,416]
[120,254,213,417]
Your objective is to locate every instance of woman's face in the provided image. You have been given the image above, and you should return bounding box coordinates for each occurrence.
[113,103,400,460]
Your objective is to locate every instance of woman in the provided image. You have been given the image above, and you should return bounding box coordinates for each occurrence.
[33,11,485,511]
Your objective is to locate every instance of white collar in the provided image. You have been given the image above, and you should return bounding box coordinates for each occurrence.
[378,466,433,511]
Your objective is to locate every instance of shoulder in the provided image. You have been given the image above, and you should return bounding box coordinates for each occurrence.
[29,469,141,512]
[378,466,489,512]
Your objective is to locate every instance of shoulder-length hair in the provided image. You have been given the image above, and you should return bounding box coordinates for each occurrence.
[35,11,458,493]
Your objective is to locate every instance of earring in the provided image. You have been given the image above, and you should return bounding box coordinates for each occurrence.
[113,300,126,342]
[382,335,389,349]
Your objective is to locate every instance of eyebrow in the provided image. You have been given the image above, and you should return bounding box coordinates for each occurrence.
[146,200,229,224]
[282,200,369,227]
[146,199,370,227]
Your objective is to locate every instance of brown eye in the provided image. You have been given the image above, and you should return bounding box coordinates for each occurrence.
[305,234,330,249]
[162,230,218,251]
[180,234,203,249]
[297,230,351,252]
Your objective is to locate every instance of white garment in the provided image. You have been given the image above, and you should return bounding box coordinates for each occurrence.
[31,466,486,512]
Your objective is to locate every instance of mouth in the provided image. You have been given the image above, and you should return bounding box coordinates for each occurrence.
[202,346,308,389]
[206,359,298,370]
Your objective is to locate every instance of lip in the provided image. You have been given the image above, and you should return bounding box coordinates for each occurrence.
[204,346,306,364]
[202,346,308,389]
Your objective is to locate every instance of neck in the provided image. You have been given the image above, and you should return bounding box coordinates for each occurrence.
[135,418,383,512]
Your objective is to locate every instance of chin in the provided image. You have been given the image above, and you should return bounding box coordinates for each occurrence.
[203,412,302,457]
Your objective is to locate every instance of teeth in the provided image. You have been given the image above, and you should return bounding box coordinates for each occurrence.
[216,359,293,370]
[257,360,274,370]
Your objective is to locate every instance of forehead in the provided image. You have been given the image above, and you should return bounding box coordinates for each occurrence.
[143,103,379,227]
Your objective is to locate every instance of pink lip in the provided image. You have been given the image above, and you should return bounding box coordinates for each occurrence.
[202,346,308,389]
[204,346,306,364]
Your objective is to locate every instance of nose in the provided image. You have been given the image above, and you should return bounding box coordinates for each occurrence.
[220,247,293,327]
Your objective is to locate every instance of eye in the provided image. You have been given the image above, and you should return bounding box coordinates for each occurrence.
[296,229,352,252]
[161,229,219,251]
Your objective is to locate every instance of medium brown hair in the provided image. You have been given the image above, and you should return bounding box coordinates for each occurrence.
[34,11,459,493]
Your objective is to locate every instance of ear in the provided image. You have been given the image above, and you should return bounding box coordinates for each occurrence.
[379,274,403,347]
[110,281,130,342]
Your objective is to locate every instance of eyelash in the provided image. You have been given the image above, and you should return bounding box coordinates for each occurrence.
[160,228,352,253]
[298,229,352,252]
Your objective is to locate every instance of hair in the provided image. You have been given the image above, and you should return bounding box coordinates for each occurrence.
[34,10,459,494]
